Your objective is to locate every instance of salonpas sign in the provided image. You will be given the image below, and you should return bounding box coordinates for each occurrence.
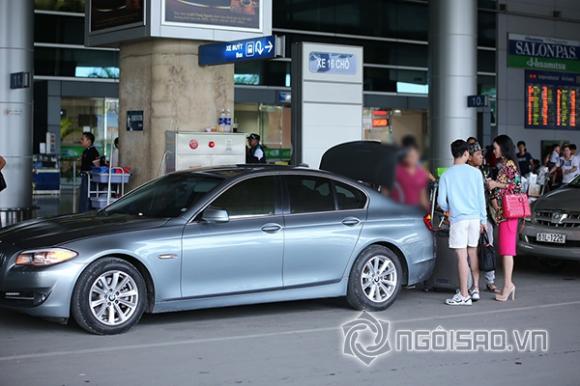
[508,34,580,73]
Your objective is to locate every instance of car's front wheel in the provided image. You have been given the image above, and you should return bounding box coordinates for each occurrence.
[346,246,403,311]
[71,258,147,335]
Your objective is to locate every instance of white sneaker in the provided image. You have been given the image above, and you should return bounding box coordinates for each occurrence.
[445,293,472,306]
[469,289,480,301]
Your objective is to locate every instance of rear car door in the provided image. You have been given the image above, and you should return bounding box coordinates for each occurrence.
[181,176,284,298]
[281,175,367,287]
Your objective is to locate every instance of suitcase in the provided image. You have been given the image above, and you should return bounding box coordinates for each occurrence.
[423,210,473,291]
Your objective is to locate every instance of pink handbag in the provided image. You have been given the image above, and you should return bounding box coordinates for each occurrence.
[503,193,531,219]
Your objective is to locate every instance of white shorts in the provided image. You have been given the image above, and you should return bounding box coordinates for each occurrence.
[449,219,481,249]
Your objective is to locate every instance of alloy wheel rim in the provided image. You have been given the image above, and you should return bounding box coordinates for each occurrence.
[361,255,397,303]
[89,270,139,326]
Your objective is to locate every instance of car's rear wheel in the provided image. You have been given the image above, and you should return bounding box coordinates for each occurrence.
[72,258,147,335]
[346,245,403,311]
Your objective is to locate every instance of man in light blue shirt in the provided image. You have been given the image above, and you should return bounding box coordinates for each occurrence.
[437,140,487,306]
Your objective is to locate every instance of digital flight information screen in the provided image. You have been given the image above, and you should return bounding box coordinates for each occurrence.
[525,70,579,129]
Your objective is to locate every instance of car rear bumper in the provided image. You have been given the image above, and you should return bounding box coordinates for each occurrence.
[405,230,436,285]
[518,222,580,261]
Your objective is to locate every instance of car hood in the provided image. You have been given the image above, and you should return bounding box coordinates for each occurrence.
[534,186,580,212]
[0,213,170,249]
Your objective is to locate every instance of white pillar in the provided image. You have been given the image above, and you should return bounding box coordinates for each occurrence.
[0,0,34,225]
[429,0,478,169]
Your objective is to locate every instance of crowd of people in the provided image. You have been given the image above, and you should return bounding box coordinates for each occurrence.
[388,134,558,306]
[547,143,580,187]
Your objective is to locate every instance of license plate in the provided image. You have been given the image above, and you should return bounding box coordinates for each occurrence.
[536,233,566,244]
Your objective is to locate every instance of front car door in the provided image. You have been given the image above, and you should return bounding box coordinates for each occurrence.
[282,174,367,287]
[181,175,284,298]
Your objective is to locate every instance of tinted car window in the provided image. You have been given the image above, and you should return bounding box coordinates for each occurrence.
[287,176,335,214]
[335,182,367,210]
[211,177,277,218]
[103,173,222,218]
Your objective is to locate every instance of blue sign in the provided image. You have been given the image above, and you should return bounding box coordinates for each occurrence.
[467,95,489,108]
[308,52,356,75]
[127,110,144,132]
[278,91,291,104]
[10,72,30,89]
[199,36,276,66]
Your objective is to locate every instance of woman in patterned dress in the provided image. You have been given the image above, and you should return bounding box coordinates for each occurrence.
[486,135,522,302]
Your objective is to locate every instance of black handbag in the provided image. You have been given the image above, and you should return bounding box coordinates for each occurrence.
[0,172,6,192]
[478,233,496,272]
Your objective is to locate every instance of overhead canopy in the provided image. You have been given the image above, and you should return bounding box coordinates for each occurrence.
[319,141,399,189]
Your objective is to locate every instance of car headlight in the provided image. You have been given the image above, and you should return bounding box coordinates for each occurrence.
[15,248,78,267]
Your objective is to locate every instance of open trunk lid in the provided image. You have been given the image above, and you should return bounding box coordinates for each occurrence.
[319,141,399,189]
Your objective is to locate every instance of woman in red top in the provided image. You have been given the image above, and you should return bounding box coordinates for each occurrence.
[387,140,430,211]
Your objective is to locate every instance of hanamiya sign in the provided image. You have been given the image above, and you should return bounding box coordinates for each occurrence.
[508,34,580,73]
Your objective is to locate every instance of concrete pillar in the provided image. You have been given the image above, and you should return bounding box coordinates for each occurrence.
[119,40,234,189]
[429,0,477,169]
[0,0,33,225]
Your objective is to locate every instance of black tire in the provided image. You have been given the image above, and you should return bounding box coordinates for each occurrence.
[71,257,147,335]
[346,245,403,311]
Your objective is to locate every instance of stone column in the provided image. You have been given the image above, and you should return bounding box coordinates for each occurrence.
[429,0,478,169]
[0,0,33,226]
[118,39,234,189]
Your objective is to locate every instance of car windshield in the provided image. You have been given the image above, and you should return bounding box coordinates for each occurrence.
[569,175,580,188]
[102,173,223,218]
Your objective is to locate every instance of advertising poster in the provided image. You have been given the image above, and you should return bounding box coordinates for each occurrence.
[163,0,261,32]
[508,34,580,73]
[90,0,145,32]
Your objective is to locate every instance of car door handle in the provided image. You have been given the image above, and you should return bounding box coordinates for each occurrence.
[341,217,361,226]
[261,223,283,233]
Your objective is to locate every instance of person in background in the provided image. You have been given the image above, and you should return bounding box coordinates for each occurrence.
[111,137,120,168]
[486,135,522,302]
[79,132,100,213]
[559,144,580,185]
[467,141,498,293]
[401,135,436,182]
[389,136,430,211]
[516,141,534,176]
[571,144,577,160]
[547,144,561,168]
[0,155,6,193]
[531,158,541,174]
[437,140,487,306]
[467,137,478,145]
[246,133,266,164]
[544,144,562,189]
[483,145,498,179]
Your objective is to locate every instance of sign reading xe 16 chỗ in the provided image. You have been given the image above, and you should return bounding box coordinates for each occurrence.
[309,52,357,75]
[509,34,580,73]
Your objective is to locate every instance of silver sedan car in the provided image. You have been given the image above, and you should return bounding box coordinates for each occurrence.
[518,175,580,261]
[0,165,434,334]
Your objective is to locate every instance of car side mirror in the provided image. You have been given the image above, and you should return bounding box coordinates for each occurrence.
[202,207,230,223]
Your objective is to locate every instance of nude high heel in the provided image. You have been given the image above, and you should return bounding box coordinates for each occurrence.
[495,285,516,302]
